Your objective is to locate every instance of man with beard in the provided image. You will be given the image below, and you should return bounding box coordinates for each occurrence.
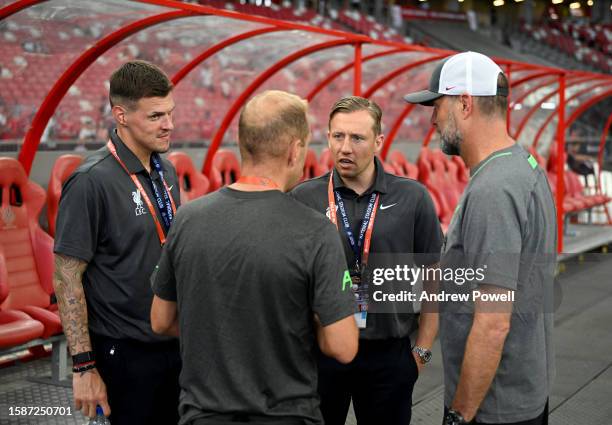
[405,51,557,425]
[54,61,181,424]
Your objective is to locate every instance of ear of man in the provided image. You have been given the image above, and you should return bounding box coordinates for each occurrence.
[375,133,384,154]
[458,94,474,120]
[112,105,128,127]
[287,137,303,168]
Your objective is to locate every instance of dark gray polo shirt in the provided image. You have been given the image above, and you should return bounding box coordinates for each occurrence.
[291,157,443,340]
[440,143,557,423]
[151,188,355,425]
[54,129,181,343]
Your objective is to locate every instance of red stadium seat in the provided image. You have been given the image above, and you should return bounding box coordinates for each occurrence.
[319,148,335,172]
[46,155,82,237]
[210,149,241,191]
[0,247,45,349]
[0,158,62,339]
[388,151,418,180]
[167,152,210,203]
[381,160,398,174]
[302,149,322,181]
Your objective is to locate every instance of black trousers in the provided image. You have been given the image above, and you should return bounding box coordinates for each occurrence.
[318,337,419,425]
[443,401,549,425]
[91,333,181,425]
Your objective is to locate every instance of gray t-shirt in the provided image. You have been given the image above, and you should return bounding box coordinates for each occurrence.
[440,144,557,423]
[151,187,355,425]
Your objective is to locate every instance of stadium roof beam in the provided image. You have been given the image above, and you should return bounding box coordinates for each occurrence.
[532,81,612,149]
[514,76,612,142]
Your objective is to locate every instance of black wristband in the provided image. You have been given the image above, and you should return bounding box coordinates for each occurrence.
[72,362,96,374]
[72,351,95,365]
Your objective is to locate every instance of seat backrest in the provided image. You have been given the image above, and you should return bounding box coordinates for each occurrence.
[167,152,210,203]
[211,149,241,191]
[319,148,335,172]
[47,154,82,237]
[302,149,322,181]
[388,151,418,180]
[0,158,54,311]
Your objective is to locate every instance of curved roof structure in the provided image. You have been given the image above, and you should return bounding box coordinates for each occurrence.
[2,0,611,251]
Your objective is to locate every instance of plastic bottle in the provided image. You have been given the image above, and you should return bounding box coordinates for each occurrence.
[87,406,110,425]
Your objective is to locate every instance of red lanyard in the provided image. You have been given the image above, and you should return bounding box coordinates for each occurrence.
[106,141,177,245]
[327,171,379,267]
[236,176,280,189]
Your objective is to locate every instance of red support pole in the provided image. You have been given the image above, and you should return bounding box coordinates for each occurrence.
[423,125,436,148]
[202,39,356,176]
[0,0,45,21]
[598,112,612,197]
[354,43,362,96]
[17,9,193,175]
[514,76,607,141]
[380,103,415,160]
[532,81,612,149]
[305,48,406,101]
[556,73,566,253]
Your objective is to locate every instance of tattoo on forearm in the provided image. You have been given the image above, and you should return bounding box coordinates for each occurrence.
[53,254,90,355]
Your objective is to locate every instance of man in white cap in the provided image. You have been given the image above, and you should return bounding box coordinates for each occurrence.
[405,51,557,425]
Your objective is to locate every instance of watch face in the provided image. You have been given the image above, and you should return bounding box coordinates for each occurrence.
[423,350,432,362]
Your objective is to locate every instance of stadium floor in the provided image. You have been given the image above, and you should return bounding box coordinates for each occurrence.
[1,251,611,425]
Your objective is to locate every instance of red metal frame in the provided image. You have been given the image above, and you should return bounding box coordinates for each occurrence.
[564,88,612,132]
[171,26,284,84]
[380,103,415,160]
[556,74,566,252]
[532,81,612,149]
[0,0,45,21]
[513,76,607,141]
[17,9,193,174]
[305,47,407,101]
[510,76,559,111]
[354,43,362,96]
[598,112,612,196]
[423,125,436,148]
[202,39,358,176]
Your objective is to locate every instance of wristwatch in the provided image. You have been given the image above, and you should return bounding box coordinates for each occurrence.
[412,346,432,364]
[445,409,469,425]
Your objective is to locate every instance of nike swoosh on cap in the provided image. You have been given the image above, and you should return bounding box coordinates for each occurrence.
[168,185,174,191]
[379,203,398,210]
[445,86,456,91]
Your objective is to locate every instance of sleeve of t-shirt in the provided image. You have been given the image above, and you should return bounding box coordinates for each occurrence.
[53,172,100,262]
[461,186,523,290]
[150,212,180,302]
[310,221,356,326]
[414,187,444,265]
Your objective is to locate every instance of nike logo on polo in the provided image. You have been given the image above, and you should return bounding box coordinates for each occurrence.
[379,203,398,210]
[168,185,174,191]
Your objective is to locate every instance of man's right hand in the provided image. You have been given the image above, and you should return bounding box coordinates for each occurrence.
[73,369,111,418]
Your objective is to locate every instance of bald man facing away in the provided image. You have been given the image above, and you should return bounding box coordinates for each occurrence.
[150,90,359,425]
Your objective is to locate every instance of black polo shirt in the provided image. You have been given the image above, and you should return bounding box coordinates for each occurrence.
[54,129,181,343]
[291,157,443,339]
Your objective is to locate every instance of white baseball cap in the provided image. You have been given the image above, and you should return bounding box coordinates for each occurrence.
[403,51,508,106]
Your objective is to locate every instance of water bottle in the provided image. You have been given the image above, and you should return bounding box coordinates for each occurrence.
[87,406,110,425]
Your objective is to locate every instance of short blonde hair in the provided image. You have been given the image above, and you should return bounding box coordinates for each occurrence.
[329,96,382,135]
